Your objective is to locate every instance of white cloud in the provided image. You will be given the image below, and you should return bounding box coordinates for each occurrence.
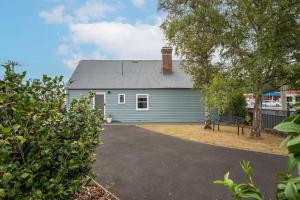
[40,1,174,70]
[131,0,146,7]
[115,16,126,22]
[39,0,114,24]
[63,51,105,70]
[63,53,84,70]
[39,5,72,24]
[69,21,165,59]
[57,44,70,55]
[74,0,115,23]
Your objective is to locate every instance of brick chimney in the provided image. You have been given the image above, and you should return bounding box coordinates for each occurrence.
[161,47,173,74]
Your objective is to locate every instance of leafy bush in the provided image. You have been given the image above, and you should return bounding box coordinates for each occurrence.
[205,74,247,119]
[226,91,247,118]
[205,74,229,115]
[245,114,252,125]
[214,161,263,200]
[0,62,103,199]
[215,102,300,199]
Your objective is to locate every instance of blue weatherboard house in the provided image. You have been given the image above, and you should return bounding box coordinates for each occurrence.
[66,47,206,123]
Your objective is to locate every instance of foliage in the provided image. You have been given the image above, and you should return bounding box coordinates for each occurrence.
[215,102,300,199]
[205,74,230,114]
[291,79,300,90]
[0,62,104,199]
[205,74,247,118]
[245,114,252,125]
[160,0,224,92]
[214,161,264,200]
[226,91,247,118]
[275,102,300,199]
[160,0,226,128]
[159,0,300,136]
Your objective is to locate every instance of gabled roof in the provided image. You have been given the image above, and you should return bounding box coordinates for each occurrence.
[67,60,194,89]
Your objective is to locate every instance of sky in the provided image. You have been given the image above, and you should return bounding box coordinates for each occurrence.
[0,0,168,80]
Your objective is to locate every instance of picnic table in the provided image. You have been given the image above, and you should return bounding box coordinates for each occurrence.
[212,115,245,135]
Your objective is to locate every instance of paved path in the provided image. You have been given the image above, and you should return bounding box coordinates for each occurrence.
[93,125,286,200]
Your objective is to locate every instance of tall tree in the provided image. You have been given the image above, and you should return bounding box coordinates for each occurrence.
[160,0,300,137]
[160,0,226,128]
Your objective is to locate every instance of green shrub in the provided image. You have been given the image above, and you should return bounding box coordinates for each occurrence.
[226,91,247,118]
[0,62,104,199]
[245,114,252,125]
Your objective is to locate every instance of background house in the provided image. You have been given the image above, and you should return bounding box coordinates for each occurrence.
[66,47,209,123]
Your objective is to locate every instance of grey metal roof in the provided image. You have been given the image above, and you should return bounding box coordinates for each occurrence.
[67,60,194,89]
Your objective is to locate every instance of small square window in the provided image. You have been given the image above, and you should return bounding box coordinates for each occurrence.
[136,94,149,110]
[287,96,293,102]
[118,94,125,104]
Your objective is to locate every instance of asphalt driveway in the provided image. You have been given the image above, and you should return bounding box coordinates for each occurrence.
[93,125,286,200]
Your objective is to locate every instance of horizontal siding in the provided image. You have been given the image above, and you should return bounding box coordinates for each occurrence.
[68,89,211,123]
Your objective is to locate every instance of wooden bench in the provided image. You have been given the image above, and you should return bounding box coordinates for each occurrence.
[212,115,245,135]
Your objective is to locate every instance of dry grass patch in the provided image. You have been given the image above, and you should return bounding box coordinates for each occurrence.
[137,124,288,156]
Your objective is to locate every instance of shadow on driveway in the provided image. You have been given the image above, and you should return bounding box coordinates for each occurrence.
[93,125,286,200]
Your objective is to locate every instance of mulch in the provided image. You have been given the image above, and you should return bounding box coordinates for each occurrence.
[73,178,119,200]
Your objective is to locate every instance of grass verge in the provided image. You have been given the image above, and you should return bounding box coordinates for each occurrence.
[137,124,287,156]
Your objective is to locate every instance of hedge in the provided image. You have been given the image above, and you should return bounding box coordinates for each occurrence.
[0,62,104,199]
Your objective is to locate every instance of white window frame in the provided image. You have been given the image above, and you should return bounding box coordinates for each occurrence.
[136,94,149,111]
[93,92,106,115]
[118,94,126,104]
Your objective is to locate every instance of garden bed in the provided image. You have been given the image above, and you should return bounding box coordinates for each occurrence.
[74,178,119,200]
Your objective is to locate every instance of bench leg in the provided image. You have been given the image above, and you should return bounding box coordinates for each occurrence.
[237,125,239,136]
[218,124,220,131]
[242,127,244,135]
[212,123,215,132]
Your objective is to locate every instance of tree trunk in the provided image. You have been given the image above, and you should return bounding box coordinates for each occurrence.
[204,107,212,129]
[251,89,263,137]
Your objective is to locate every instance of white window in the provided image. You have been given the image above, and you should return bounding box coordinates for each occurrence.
[136,94,149,111]
[118,94,125,104]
